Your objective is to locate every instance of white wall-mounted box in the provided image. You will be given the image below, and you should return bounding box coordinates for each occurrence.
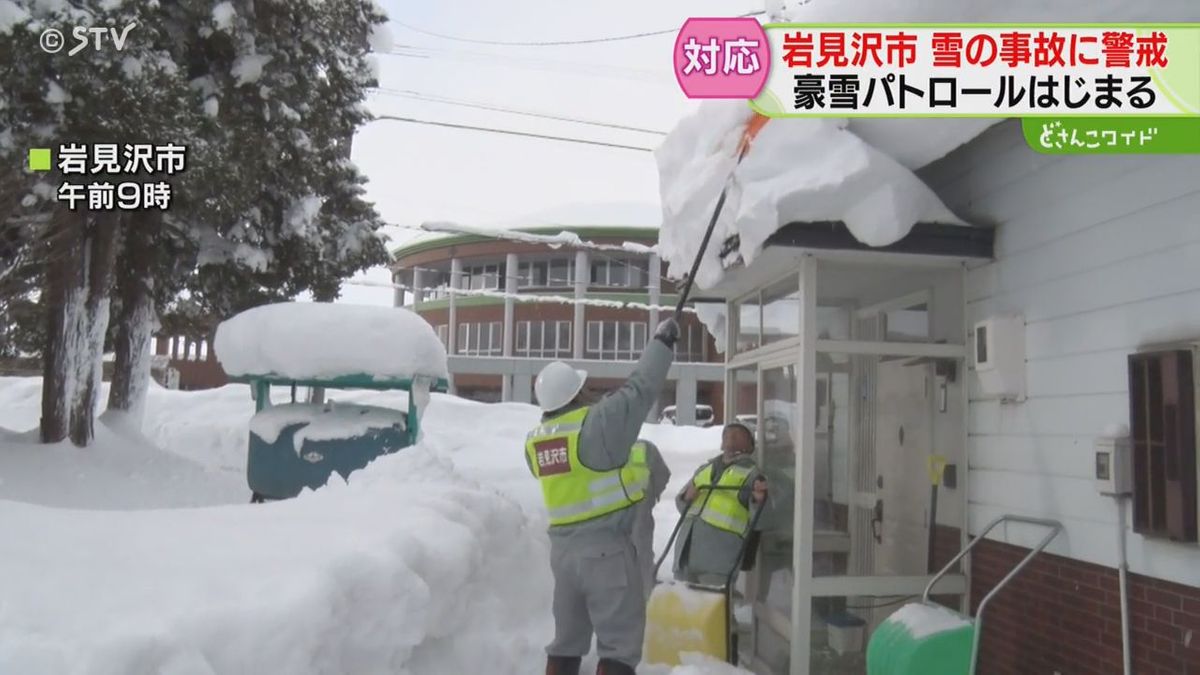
[973,314,1026,402]
[1094,436,1132,496]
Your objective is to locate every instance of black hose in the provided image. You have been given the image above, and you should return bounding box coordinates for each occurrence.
[652,484,743,577]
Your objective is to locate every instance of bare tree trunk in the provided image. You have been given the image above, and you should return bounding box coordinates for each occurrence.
[67,212,118,446]
[107,213,159,429]
[40,211,84,443]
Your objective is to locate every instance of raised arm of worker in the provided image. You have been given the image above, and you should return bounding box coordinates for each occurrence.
[577,318,677,472]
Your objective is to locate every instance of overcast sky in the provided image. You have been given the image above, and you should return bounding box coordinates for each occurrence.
[338,0,765,305]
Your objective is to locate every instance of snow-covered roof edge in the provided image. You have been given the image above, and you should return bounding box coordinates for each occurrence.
[655,102,980,292]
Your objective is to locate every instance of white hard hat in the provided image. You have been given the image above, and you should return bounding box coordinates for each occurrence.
[534,361,588,412]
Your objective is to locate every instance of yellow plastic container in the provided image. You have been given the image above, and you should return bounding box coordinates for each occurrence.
[644,582,729,666]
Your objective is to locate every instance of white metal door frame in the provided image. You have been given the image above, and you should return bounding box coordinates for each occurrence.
[723,257,970,675]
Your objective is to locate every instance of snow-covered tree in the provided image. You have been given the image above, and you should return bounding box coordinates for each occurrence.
[0,0,390,443]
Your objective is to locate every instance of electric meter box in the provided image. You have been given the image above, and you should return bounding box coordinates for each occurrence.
[973,314,1026,402]
[1094,436,1132,495]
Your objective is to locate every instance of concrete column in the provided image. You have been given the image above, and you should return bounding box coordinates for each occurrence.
[675,370,697,426]
[448,257,461,356]
[392,271,404,307]
[501,253,518,401]
[412,267,425,307]
[512,372,533,404]
[573,250,588,359]
[648,252,661,347]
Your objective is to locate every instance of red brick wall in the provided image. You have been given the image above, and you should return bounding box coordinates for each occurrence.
[971,538,1200,675]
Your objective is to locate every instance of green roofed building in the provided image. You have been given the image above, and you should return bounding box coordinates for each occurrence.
[389,225,724,424]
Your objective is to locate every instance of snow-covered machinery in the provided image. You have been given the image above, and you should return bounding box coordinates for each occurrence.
[865,515,1062,675]
[213,302,450,501]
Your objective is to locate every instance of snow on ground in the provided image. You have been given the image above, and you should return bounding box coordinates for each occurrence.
[0,376,735,673]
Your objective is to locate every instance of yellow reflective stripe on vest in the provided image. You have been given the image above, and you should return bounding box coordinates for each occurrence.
[526,407,644,526]
[689,462,754,536]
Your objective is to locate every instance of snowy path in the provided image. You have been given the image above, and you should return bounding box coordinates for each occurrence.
[0,377,741,674]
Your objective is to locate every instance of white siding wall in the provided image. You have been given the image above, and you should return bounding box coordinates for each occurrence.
[920,120,1200,587]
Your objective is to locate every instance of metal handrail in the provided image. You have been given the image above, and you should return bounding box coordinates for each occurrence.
[921,514,1063,675]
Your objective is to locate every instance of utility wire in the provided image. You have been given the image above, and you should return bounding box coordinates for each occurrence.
[390,10,765,47]
[370,88,669,135]
[369,115,655,152]
[384,43,670,83]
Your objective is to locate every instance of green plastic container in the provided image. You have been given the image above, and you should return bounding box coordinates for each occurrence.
[865,603,975,675]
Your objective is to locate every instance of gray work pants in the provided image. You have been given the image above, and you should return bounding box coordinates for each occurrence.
[547,535,646,667]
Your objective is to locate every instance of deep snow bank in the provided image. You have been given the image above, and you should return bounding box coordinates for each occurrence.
[0,376,732,673]
[0,443,555,675]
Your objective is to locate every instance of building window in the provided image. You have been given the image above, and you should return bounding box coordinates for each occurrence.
[585,320,649,361]
[457,322,503,356]
[435,324,448,347]
[547,259,574,287]
[516,320,572,358]
[463,264,501,291]
[589,259,640,288]
[675,324,705,363]
[518,261,551,288]
[1128,348,1197,542]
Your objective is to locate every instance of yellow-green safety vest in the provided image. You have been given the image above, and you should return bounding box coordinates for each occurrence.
[687,460,754,536]
[526,407,647,526]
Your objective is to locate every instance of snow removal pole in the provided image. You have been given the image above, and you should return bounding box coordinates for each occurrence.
[672,113,769,321]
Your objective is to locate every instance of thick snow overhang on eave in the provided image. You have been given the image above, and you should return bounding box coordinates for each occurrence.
[690,219,993,304]
[765,220,994,259]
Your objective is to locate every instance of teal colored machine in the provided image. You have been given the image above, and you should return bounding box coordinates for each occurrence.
[865,515,1062,675]
[235,373,449,502]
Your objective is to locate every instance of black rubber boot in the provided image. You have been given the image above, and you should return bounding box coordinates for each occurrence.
[545,655,582,675]
[596,658,636,675]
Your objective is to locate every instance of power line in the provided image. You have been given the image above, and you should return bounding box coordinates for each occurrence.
[368,114,655,152]
[371,88,668,135]
[389,10,764,47]
[384,43,670,83]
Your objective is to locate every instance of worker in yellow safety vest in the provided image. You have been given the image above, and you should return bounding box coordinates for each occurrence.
[672,421,768,585]
[526,317,678,675]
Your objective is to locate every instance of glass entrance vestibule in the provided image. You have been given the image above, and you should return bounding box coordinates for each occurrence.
[709,247,978,675]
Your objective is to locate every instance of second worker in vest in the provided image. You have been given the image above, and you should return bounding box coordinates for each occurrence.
[526,317,678,675]
[672,422,768,585]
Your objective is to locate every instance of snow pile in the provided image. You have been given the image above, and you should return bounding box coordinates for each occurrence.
[0,375,732,673]
[213,302,448,382]
[656,103,964,290]
[888,602,972,639]
[249,401,407,455]
[0,444,556,675]
[668,654,755,675]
